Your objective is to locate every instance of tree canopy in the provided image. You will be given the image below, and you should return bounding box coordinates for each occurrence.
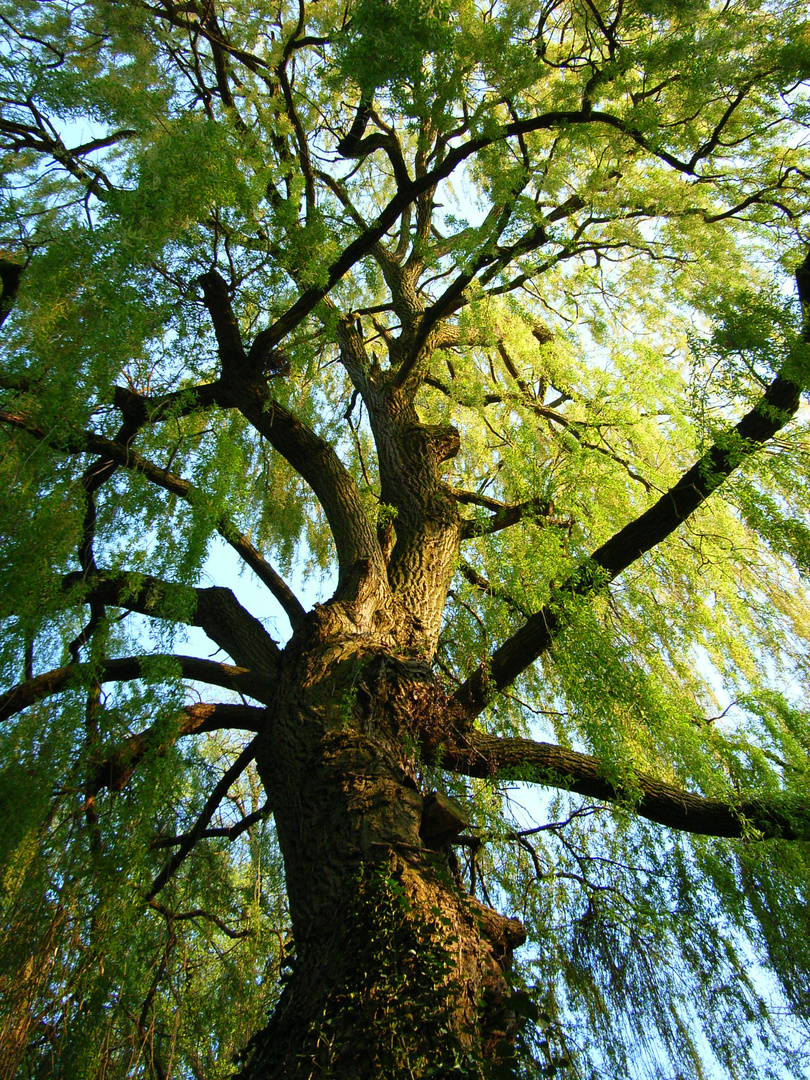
[1,1,810,1077]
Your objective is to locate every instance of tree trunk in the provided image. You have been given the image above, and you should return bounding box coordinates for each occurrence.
[237,603,526,1079]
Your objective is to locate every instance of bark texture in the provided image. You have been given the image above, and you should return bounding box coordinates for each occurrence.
[237,605,526,1079]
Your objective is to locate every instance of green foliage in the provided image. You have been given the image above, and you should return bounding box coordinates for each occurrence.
[1,0,810,1077]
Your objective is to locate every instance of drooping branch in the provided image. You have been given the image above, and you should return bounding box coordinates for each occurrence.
[147,899,254,940]
[102,409,306,626]
[441,729,810,841]
[69,390,149,661]
[454,258,809,718]
[1,655,272,723]
[426,368,654,493]
[0,109,131,195]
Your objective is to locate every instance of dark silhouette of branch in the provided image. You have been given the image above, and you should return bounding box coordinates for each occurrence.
[260,105,740,353]
[0,257,24,327]
[456,561,531,619]
[147,738,259,899]
[112,382,223,426]
[87,702,265,798]
[450,489,571,539]
[64,568,280,671]
[151,802,270,847]
[147,899,254,939]
[337,97,411,190]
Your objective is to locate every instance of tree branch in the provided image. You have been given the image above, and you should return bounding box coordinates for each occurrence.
[454,256,809,717]
[217,525,307,631]
[261,105,718,353]
[0,257,24,328]
[87,702,265,798]
[450,490,571,539]
[219,379,384,586]
[1,655,272,723]
[337,97,411,190]
[1,407,307,631]
[112,382,223,426]
[190,269,383,583]
[147,898,254,939]
[428,372,654,492]
[456,560,530,619]
[147,738,259,899]
[64,569,281,670]
[441,729,810,841]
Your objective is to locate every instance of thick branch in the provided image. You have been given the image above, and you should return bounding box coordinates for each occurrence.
[64,569,281,670]
[199,269,249,375]
[218,526,307,631]
[442,730,810,841]
[220,379,384,585]
[337,109,411,191]
[112,382,222,426]
[1,655,271,723]
[191,270,382,581]
[87,702,265,797]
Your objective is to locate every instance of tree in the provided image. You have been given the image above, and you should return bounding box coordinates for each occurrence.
[1,0,810,1076]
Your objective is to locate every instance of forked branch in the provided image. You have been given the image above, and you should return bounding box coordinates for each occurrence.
[147,737,259,898]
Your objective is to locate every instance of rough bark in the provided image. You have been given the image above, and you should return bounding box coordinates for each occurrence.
[237,605,526,1079]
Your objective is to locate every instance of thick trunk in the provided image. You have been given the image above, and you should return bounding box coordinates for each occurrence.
[236,605,525,1079]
